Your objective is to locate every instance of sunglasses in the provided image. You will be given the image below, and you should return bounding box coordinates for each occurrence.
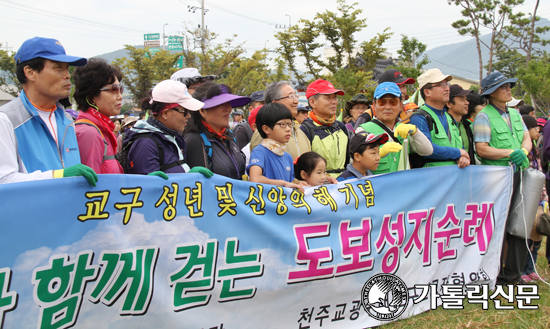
[498,83,512,90]
[376,98,399,106]
[171,107,189,116]
[100,84,124,95]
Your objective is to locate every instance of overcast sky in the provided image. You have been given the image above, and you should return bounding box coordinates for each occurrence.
[1,0,549,71]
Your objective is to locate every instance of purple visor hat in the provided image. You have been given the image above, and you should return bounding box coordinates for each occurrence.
[201,85,251,109]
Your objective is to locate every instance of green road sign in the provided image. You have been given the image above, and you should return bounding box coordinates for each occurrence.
[173,55,184,69]
[168,36,184,43]
[144,33,160,41]
[167,44,183,51]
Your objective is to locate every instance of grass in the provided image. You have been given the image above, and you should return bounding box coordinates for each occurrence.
[384,237,550,329]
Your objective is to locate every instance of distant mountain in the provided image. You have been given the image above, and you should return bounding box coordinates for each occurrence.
[423,17,550,81]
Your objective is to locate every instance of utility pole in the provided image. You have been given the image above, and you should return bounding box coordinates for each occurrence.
[201,0,205,47]
[163,23,168,50]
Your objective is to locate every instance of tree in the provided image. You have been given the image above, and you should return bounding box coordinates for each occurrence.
[219,51,290,102]
[274,0,393,104]
[448,0,524,83]
[0,45,20,97]
[113,46,180,105]
[501,0,549,63]
[390,34,430,91]
[518,53,550,110]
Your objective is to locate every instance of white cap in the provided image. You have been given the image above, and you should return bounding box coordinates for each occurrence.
[418,68,453,89]
[507,97,524,107]
[151,80,204,111]
[170,68,201,82]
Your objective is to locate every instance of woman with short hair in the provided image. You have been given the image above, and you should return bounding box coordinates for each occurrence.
[73,58,124,174]
[183,82,250,180]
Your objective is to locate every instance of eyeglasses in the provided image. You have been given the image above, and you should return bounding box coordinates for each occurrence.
[498,83,511,90]
[171,107,189,116]
[429,82,450,89]
[276,94,299,101]
[274,121,293,129]
[376,98,399,107]
[100,84,124,95]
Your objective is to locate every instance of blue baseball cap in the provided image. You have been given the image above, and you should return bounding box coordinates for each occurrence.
[14,37,87,66]
[481,72,517,96]
[374,82,401,99]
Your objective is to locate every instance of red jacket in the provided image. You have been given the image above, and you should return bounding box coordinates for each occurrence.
[75,111,123,174]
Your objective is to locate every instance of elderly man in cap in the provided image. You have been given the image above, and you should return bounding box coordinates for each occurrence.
[170,68,216,95]
[250,81,311,160]
[409,68,470,168]
[473,72,532,285]
[300,79,350,177]
[445,84,476,164]
[0,37,97,185]
[356,82,432,174]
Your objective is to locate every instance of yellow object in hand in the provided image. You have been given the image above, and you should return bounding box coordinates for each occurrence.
[379,142,402,158]
[394,124,417,139]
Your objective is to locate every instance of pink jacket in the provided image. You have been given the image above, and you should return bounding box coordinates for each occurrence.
[75,111,123,174]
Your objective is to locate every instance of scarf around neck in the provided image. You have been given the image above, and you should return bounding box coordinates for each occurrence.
[309,111,336,126]
[202,119,227,140]
[88,107,115,132]
[261,138,286,156]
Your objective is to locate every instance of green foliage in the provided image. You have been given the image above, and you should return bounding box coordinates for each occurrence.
[518,53,550,110]
[448,0,524,82]
[501,5,550,61]
[113,45,180,106]
[219,50,290,99]
[0,45,20,97]
[390,34,430,93]
[274,0,392,105]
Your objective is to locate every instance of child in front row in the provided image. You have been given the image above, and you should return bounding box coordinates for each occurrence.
[295,152,329,186]
[248,103,309,191]
[337,131,388,181]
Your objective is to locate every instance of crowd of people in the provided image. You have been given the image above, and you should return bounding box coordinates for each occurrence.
[1,36,548,286]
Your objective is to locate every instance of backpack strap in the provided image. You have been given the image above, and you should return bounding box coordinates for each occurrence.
[410,109,439,134]
[199,132,213,160]
[371,119,401,145]
[75,119,115,163]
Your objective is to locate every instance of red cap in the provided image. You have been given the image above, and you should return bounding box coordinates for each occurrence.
[248,105,262,128]
[306,79,345,99]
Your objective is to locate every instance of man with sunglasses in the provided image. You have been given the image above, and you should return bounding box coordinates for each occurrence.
[356,82,432,174]
[249,81,311,160]
[409,68,470,168]
[473,72,532,285]
[0,37,98,186]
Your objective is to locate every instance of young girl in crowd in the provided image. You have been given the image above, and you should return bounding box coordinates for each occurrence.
[294,152,329,186]
[247,103,308,191]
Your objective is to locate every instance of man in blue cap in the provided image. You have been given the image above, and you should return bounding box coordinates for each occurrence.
[356,82,432,174]
[0,37,97,185]
[473,71,532,285]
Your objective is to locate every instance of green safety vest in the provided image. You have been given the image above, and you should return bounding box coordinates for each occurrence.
[421,105,463,168]
[359,120,402,174]
[478,105,528,169]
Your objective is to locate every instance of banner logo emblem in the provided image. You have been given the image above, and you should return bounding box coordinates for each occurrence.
[361,273,409,321]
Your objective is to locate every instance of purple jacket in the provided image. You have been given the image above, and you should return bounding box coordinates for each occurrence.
[542,121,550,179]
[124,119,189,175]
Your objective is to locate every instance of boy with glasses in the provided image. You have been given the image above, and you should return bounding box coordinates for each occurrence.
[409,68,470,168]
[248,103,307,191]
[356,82,432,174]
